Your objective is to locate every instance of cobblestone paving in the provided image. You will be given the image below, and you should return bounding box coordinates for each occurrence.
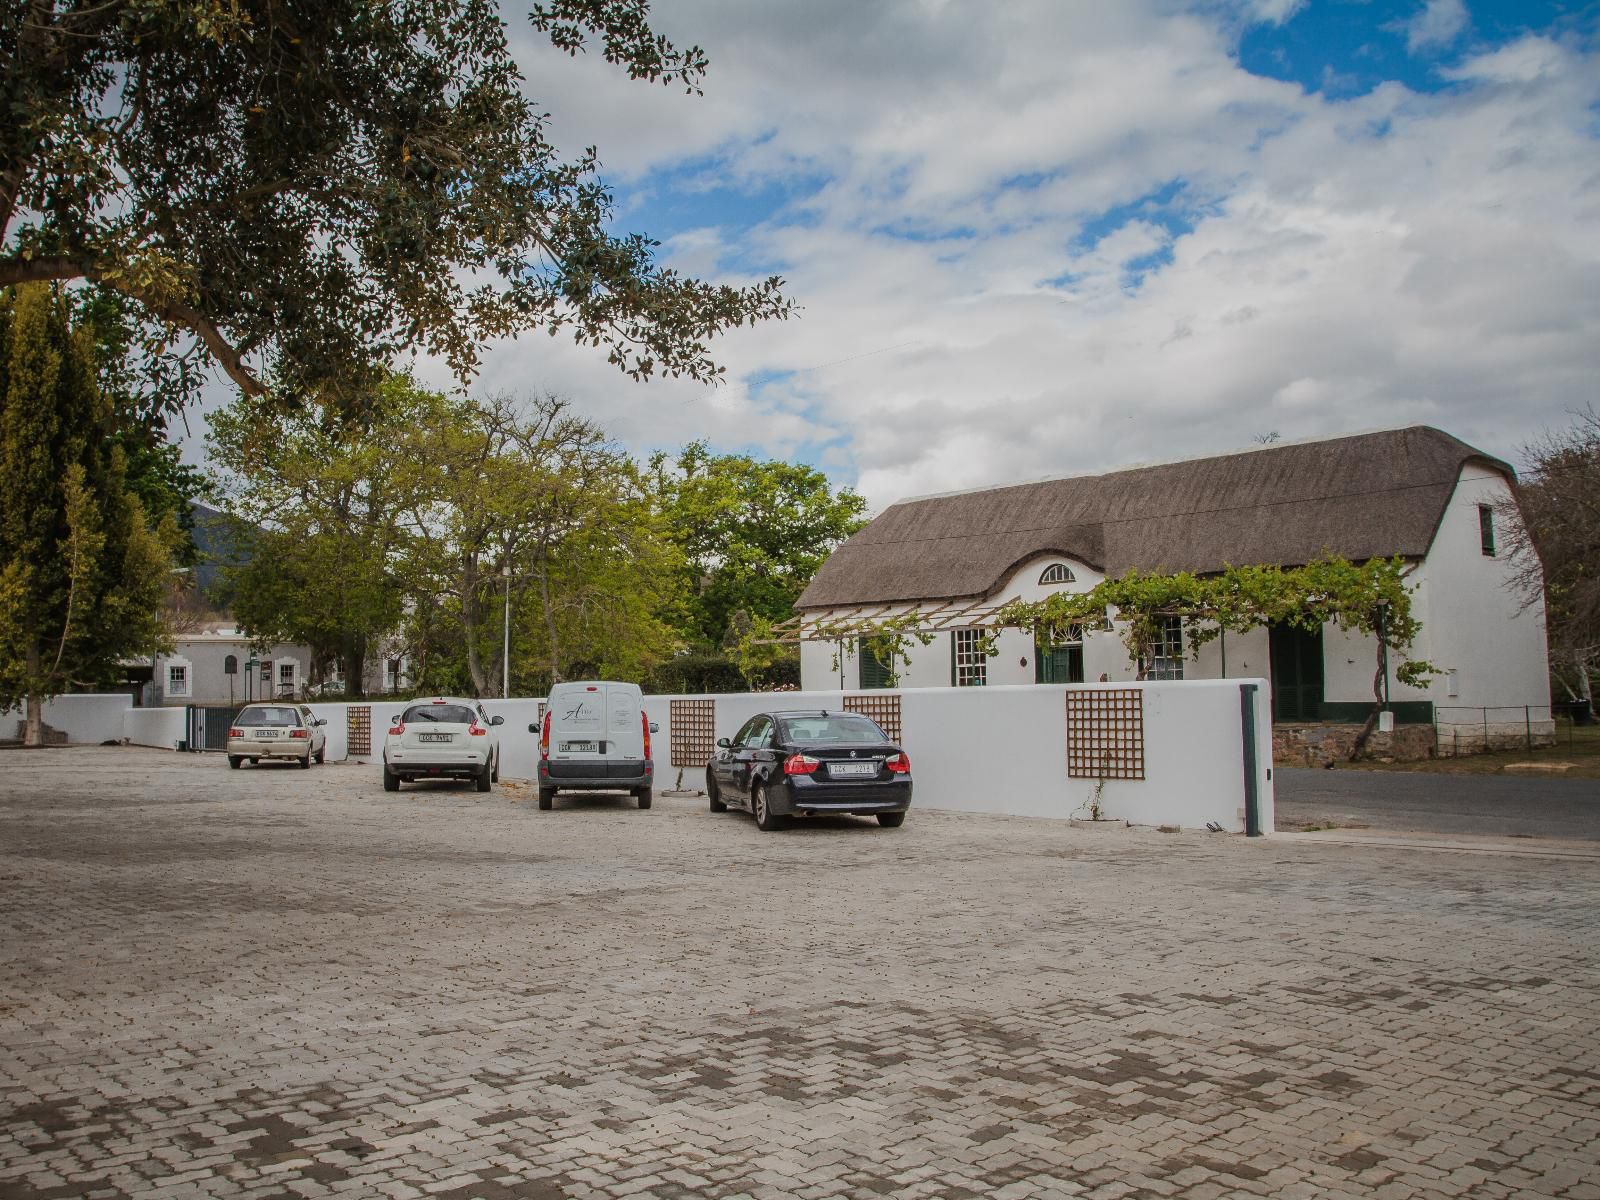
[2,747,1598,1199]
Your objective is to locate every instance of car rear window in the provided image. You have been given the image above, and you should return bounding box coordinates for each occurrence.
[780,715,889,744]
[402,704,477,724]
[236,706,300,727]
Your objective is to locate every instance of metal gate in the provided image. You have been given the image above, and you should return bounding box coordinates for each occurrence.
[186,705,243,752]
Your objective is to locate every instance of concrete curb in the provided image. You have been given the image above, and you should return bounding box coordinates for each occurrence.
[1282,829,1600,860]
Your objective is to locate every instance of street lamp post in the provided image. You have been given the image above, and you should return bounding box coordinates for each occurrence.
[502,565,512,700]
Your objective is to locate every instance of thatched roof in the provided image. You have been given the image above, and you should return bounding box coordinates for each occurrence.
[798,426,1512,610]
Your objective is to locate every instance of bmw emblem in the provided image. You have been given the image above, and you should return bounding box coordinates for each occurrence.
[850,750,858,758]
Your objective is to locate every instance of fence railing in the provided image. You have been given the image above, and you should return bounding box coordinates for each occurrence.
[1432,705,1570,756]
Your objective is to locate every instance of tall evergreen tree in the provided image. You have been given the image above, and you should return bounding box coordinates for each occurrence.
[0,284,177,744]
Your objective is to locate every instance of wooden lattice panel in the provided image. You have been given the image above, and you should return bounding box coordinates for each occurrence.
[669,698,716,768]
[348,706,372,757]
[843,693,903,744]
[1066,689,1145,780]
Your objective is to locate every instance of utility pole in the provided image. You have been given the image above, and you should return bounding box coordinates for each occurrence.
[502,564,512,699]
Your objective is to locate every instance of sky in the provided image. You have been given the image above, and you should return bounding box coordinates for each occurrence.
[287,1,1600,511]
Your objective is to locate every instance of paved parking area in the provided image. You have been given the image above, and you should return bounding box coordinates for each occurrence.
[2,748,1598,1200]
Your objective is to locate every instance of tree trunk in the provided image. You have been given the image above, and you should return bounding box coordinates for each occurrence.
[341,633,367,699]
[1575,648,1596,724]
[1348,647,1387,760]
[539,566,562,684]
[462,563,489,697]
[24,643,42,747]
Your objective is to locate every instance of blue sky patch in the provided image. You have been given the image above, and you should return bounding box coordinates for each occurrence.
[1237,0,1583,97]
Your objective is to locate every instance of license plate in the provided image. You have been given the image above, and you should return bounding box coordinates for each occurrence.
[419,732,451,743]
[255,730,278,739]
[561,741,597,753]
[829,761,876,777]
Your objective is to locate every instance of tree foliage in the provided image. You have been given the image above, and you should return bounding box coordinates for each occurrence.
[1,0,792,412]
[1501,408,1600,712]
[649,441,867,647]
[0,283,177,742]
[208,377,680,696]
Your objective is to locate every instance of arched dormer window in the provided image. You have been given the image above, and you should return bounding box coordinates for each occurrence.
[1039,563,1076,586]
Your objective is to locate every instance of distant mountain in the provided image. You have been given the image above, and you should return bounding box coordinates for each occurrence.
[189,502,254,598]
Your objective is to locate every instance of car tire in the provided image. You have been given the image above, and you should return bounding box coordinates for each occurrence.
[250,757,259,765]
[475,763,492,793]
[753,781,785,832]
[315,746,325,764]
[383,762,399,792]
[877,811,907,828]
[707,772,727,813]
[299,752,311,770]
[636,787,652,810]
[228,756,242,770]
[538,787,555,810]
[491,753,499,783]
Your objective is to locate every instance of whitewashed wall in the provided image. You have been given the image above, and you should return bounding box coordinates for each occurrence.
[637,680,1273,833]
[1,694,132,744]
[123,706,187,749]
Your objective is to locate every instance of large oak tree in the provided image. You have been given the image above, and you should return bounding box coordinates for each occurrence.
[0,0,791,410]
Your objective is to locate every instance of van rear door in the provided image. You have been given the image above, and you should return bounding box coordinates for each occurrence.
[604,685,643,761]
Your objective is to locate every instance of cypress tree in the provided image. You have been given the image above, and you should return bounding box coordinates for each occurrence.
[0,284,177,745]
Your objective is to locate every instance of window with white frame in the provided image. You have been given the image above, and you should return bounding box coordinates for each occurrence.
[952,628,987,687]
[166,664,190,697]
[1148,617,1184,680]
[1038,563,1076,586]
[278,662,296,694]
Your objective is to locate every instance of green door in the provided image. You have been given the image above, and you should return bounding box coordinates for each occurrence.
[1269,624,1324,722]
[1035,638,1084,684]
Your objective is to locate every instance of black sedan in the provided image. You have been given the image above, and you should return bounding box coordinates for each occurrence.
[705,710,912,831]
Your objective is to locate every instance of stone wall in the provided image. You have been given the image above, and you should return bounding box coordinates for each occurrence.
[1273,722,1436,767]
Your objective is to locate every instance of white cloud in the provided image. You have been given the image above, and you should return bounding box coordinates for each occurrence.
[389,5,1600,514]
[1400,0,1470,54]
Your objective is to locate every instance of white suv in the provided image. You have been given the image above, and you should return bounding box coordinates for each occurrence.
[382,697,504,792]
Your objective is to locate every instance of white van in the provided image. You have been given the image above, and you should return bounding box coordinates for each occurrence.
[532,681,657,811]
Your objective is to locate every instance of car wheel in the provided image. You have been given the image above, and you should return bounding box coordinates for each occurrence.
[315,746,325,764]
[250,757,259,765]
[491,753,499,783]
[538,787,555,811]
[475,763,492,793]
[299,751,311,770]
[228,756,242,770]
[382,761,399,792]
[752,781,785,832]
[636,787,652,810]
[877,811,907,828]
[707,771,727,813]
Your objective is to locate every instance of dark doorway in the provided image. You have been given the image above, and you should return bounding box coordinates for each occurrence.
[1270,624,1324,722]
[1035,638,1084,684]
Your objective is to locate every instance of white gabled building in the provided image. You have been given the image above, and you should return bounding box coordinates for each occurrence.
[795,427,1549,734]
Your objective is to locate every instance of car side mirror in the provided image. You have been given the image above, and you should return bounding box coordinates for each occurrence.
[649,722,659,733]
[716,737,731,748]
[528,723,539,734]
[490,715,504,726]
[390,717,400,726]
[316,718,327,726]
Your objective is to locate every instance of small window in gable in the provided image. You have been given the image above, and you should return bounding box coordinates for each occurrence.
[1478,505,1496,557]
[1039,563,1076,586]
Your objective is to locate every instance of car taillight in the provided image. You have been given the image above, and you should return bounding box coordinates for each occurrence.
[642,710,652,761]
[389,722,405,735]
[540,710,550,759]
[468,724,487,736]
[784,753,820,775]
[290,729,309,739]
[227,728,242,738]
[885,752,911,774]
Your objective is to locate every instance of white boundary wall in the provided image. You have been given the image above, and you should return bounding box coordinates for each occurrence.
[2,694,132,744]
[25,681,1275,833]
